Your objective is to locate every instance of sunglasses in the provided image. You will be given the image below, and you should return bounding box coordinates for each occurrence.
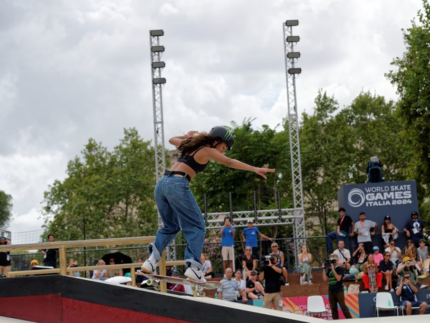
[271,246,278,248]
[246,249,251,251]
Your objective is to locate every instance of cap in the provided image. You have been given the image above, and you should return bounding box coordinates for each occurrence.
[358,243,364,247]
[411,211,419,217]
[373,246,379,251]
[384,215,391,220]
[247,219,254,223]
[124,273,131,277]
[403,256,412,264]
[329,253,339,260]
[251,270,258,275]
[172,270,180,276]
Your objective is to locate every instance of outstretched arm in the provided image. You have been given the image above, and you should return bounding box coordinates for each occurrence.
[206,149,275,179]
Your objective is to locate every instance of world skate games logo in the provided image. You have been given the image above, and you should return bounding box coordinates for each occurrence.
[347,184,412,207]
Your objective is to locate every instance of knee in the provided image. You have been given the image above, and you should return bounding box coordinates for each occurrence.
[406,302,412,309]
[422,302,427,308]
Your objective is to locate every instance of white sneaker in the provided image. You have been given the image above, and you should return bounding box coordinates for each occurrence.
[285,282,289,286]
[384,285,389,291]
[390,289,394,292]
[141,257,158,274]
[420,284,428,290]
[185,266,206,282]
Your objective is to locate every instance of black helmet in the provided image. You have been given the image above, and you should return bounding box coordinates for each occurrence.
[384,215,391,220]
[411,211,419,218]
[209,126,234,150]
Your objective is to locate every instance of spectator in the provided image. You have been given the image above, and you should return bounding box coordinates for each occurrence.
[30,260,39,270]
[403,239,418,262]
[381,215,398,249]
[67,259,79,277]
[404,211,426,247]
[219,217,235,272]
[233,269,246,301]
[168,270,185,293]
[0,236,11,277]
[379,252,394,292]
[298,244,313,284]
[201,253,214,279]
[417,240,429,275]
[242,220,273,259]
[107,258,123,277]
[259,253,283,311]
[396,257,428,289]
[92,259,108,280]
[352,243,367,273]
[362,254,382,293]
[396,272,428,315]
[217,268,247,303]
[385,240,402,268]
[165,265,172,277]
[135,258,146,287]
[242,247,258,279]
[321,254,352,320]
[271,242,289,285]
[333,241,351,271]
[354,212,377,254]
[42,234,58,268]
[246,270,265,300]
[373,246,384,265]
[326,208,354,254]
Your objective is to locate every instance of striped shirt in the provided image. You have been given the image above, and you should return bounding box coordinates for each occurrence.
[217,278,239,301]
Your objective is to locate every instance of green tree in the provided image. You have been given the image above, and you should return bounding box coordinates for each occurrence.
[42,128,160,241]
[386,0,430,196]
[0,190,13,228]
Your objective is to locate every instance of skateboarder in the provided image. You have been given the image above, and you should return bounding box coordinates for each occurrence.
[142,127,275,282]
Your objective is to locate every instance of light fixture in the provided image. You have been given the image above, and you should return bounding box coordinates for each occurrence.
[152,62,166,68]
[286,36,300,43]
[153,78,166,84]
[287,52,301,59]
[150,30,164,37]
[285,20,299,26]
[151,46,165,52]
[288,68,302,74]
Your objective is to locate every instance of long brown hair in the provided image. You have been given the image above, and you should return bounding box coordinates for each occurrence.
[177,133,221,155]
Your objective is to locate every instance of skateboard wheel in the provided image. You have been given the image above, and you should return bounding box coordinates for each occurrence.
[147,279,153,286]
[201,292,206,297]
[191,286,197,292]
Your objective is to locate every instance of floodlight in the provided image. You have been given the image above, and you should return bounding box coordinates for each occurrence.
[288,68,302,74]
[287,52,301,59]
[151,46,165,52]
[286,36,300,43]
[150,30,164,37]
[152,62,166,68]
[285,20,299,26]
[153,78,166,84]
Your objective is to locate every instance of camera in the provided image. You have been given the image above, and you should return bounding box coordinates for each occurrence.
[261,255,276,267]
[324,258,337,265]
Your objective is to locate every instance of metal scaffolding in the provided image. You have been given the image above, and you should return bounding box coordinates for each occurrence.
[283,21,306,262]
[149,30,176,262]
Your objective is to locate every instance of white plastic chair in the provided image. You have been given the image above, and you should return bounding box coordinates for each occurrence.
[376,292,398,317]
[307,295,327,316]
[399,295,422,316]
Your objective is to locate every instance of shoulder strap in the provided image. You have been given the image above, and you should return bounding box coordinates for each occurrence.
[189,145,206,156]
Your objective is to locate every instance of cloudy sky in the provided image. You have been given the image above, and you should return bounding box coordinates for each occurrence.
[0,0,423,237]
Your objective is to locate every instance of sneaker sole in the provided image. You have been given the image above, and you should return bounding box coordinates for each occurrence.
[184,273,205,283]
[140,266,153,274]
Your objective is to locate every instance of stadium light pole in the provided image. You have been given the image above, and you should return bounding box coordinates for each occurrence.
[283,20,306,264]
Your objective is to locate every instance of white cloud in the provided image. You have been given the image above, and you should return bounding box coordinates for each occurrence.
[0,0,423,236]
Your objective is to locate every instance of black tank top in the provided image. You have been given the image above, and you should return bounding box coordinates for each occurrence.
[177,146,208,173]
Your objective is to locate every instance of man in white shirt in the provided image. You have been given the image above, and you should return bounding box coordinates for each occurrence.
[333,241,351,270]
[385,240,402,268]
[354,212,378,254]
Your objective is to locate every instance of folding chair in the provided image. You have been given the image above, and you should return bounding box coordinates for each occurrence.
[375,292,398,317]
[307,295,327,316]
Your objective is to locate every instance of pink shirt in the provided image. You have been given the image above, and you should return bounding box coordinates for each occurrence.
[373,253,384,265]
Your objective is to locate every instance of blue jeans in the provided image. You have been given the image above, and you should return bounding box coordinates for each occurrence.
[326,230,347,253]
[148,175,206,270]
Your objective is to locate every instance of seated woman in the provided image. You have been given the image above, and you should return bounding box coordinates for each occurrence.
[67,258,79,277]
[92,259,108,280]
[381,215,398,250]
[201,253,214,279]
[362,254,383,293]
[379,252,394,292]
[352,243,367,273]
[242,247,258,279]
[298,244,312,284]
[271,242,289,285]
[403,239,418,262]
[234,269,246,300]
[417,239,429,275]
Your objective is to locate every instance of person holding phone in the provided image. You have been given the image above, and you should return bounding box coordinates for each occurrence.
[396,273,427,315]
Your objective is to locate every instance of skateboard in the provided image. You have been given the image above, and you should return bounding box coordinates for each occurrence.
[143,273,221,297]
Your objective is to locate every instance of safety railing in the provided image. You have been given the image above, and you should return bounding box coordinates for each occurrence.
[0,236,183,293]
